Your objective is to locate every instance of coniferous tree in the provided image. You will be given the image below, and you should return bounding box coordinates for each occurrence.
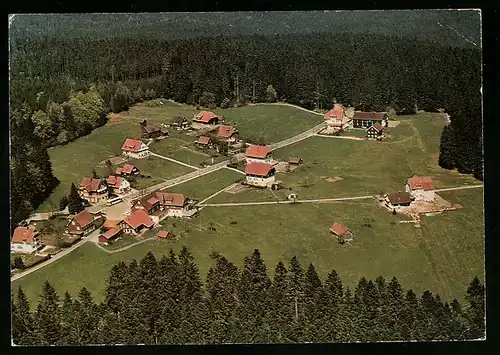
[59,196,69,211]
[267,261,293,343]
[67,183,84,214]
[12,287,35,345]
[60,291,74,345]
[33,281,61,345]
[438,124,457,169]
[465,276,485,339]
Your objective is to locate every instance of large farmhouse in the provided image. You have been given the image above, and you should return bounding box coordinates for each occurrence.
[217,125,239,143]
[121,138,150,159]
[78,177,108,204]
[193,111,224,125]
[352,112,389,129]
[119,209,155,235]
[140,120,169,139]
[106,176,131,195]
[405,176,435,202]
[245,162,276,187]
[324,104,352,130]
[132,190,188,217]
[11,225,41,254]
[245,145,273,164]
[66,210,97,237]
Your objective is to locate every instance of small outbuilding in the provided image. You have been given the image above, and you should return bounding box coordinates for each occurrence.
[283,190,298,202]
[329,222,354,242]
[157,231,170,239]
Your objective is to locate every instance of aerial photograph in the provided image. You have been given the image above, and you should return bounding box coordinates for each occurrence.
[9,10,484,345]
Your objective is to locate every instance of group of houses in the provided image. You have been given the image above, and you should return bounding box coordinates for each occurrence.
[384,176,435,210]
[323,103,389,140]
[77,168,139,204]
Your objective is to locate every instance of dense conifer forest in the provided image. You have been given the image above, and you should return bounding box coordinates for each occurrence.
[12,248,485,345]
[9,25,482,227]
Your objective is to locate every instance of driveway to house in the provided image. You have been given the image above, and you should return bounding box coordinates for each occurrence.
[435,185,484,192]
[198,195,375,207]
[313,134,365,141]
[11,229,102,282]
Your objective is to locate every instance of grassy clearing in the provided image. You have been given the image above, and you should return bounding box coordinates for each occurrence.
[101,234,137,251]
[214,104,324,144]
[13,187,483,306]
[166,168,244,201]
[130,156,193,181]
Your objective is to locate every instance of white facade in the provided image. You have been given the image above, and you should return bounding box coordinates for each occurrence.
[245,155,273,164]
[116,179,131,194]
[123,143,150,159]
[164,207,185,217]
[246,174,276,187]
[11,239,41,254]
[405,183,435,202]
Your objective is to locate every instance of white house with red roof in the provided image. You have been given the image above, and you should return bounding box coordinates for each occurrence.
[115,164,140,176]
[11,225,41,253]
[245,145,273,164]
[121,138,150,159]
[324,103,352,131]
[192,111,224,125]
[106,175,131,195]
[245,162,276,187]
[119,209,156,235]
[217,125,239,143]
[405,176,435,202]
[78,177,108,204]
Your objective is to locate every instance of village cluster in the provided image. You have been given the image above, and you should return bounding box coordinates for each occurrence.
[11,104,456,256]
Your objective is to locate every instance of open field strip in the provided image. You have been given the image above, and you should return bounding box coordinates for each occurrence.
[150,152,200,169]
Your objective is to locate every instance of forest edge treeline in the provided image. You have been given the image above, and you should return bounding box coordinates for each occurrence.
[9,32,482,229]
[12,247,485,345]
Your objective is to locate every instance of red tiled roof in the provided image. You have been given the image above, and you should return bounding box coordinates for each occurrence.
[11,226,38,244]
[245,162,274,176]
[72,210,94,229]
[116,164,137,175]
[103,219,120,230]
[79,177,104,193]
[157,231,169,239]
[154,191,185,207]
[121,139,145,153]
[107,175,125,188]
[407,176,434,191]
[246,145,272,159]
[329,222,348,236]
[324,104,345,120]
[147,196,160,206]
[198,136,211,145]
[217,125,237,138]
[353,112,388,121]
[122,210,154,229]
[102,227,121,239]
[373,122,384,131]
[194,111,219,123]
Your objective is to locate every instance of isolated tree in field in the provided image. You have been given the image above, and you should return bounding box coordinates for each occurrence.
[12,287,35,345]
[266,85,278,103]
[67,183,84,214]
[33,281,62,345]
